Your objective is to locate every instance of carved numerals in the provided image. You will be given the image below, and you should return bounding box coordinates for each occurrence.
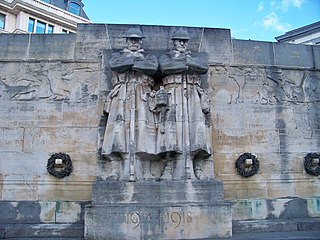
[125,210,193,229]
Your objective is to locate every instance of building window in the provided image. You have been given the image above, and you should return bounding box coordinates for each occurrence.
[36,20,46,33]
[70,2,81,15]
[62,29,68,34]
[47,25,54,34]
[28,18,55,34]
[28,18,35,32]
[0,13,5,30]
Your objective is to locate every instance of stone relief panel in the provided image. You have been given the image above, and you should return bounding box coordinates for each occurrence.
[98,28,214,182]
[0,62,100,101]
[210,66,320,105]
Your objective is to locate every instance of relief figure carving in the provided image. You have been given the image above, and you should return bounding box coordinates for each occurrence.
[101,28,214,181]
[157,28,212,180]
[225,67,320,105]
[0,62,98,101]
[101,28,159,181]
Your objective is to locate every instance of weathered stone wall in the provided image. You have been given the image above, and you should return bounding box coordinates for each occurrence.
[0,24,319,232]
[214,40,320,199]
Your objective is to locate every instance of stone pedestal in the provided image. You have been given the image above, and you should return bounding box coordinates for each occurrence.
[85,180,232,239]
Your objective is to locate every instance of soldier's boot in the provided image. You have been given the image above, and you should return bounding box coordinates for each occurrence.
[160,161,173,180]
[194,163,209,180]
[142,161,155,180]
[106,161,119,180]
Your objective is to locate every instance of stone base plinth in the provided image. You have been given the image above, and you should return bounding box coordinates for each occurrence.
[85,180,232,239]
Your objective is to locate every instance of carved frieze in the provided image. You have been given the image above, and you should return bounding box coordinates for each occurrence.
[0,62,100,101]
[210,66,320,105]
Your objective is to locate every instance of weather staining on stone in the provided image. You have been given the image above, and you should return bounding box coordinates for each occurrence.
[101,28,159,181]
[0,62,99,101]
[212,66,320,105]
[101,28,214,181]
[157,28,213,181]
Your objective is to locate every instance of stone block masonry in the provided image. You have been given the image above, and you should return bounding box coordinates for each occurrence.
[0,24,319,238]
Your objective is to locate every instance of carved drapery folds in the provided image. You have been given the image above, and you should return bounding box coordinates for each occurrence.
[101,28,213,181]
[157,47,212,180]
[101,28,159,181]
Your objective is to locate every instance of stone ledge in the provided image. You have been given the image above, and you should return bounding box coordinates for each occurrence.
[92,179,224,205]
[233,218,320,234]
[0,223,83,238]
[297,218,320,231]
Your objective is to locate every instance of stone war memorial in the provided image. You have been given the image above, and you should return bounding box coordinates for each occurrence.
[0,24,320,239]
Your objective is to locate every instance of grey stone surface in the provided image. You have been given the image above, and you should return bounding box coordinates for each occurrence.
[274,42,314,68]
[0,61,100,101]
[86,180,231,239]
[85,203,232,239]
[29,34,76,60]
[313,45,320,69]
[226,230,320,240]
[307,198,320,217]
[233,218,320,235]
[233,40,274,66]
[0,223,83,238]
[74,24,233,64]
[200,27,232,64]
[297,218,320,231]
[233,219,298,233]
[106,24,171,51]
[92,180,224,204]
[0,34,29,59]
[101,31,160,181]
[279,198,309,219]
[232,198,320,221]
[0,34,76,60]
[1,23,320,239]
[0,201,41,224]
[75,24,110,60]
[0,201,88,224]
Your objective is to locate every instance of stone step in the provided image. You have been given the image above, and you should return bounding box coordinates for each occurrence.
[224,230,320,240]
[233,218,320,234]
[4,239,83,240]
[0,223,83,239]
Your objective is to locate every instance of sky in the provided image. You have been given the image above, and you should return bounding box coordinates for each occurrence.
[82,0,320,42]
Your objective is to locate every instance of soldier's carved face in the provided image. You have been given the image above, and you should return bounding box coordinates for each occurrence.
[127,38,142,51]
[173,39,188,53]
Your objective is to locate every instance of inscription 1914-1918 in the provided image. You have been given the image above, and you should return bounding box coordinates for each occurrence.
[125,211,193,229]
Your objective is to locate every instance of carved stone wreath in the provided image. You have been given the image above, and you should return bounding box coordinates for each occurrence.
[235,153,259,178]
[46,153,73,178]
[304,153,320,176]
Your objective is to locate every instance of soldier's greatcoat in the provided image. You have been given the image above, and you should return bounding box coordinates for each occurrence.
[158,50,212,160]
[102,49,158,158]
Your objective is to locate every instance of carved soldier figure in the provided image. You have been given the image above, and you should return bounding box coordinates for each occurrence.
[101,28,158,181]
[157,28,212,180]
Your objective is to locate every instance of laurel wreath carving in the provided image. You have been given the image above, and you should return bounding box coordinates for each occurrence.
[304,153,320,176]
[46,153,73,178]
[235,153,259,178]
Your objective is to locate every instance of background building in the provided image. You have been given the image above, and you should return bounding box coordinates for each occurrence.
[0,0,90,34]
[276,21,320,45]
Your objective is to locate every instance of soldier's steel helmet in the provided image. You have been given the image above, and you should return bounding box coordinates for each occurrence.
[123,28,145,38]
[171,28,190,40]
